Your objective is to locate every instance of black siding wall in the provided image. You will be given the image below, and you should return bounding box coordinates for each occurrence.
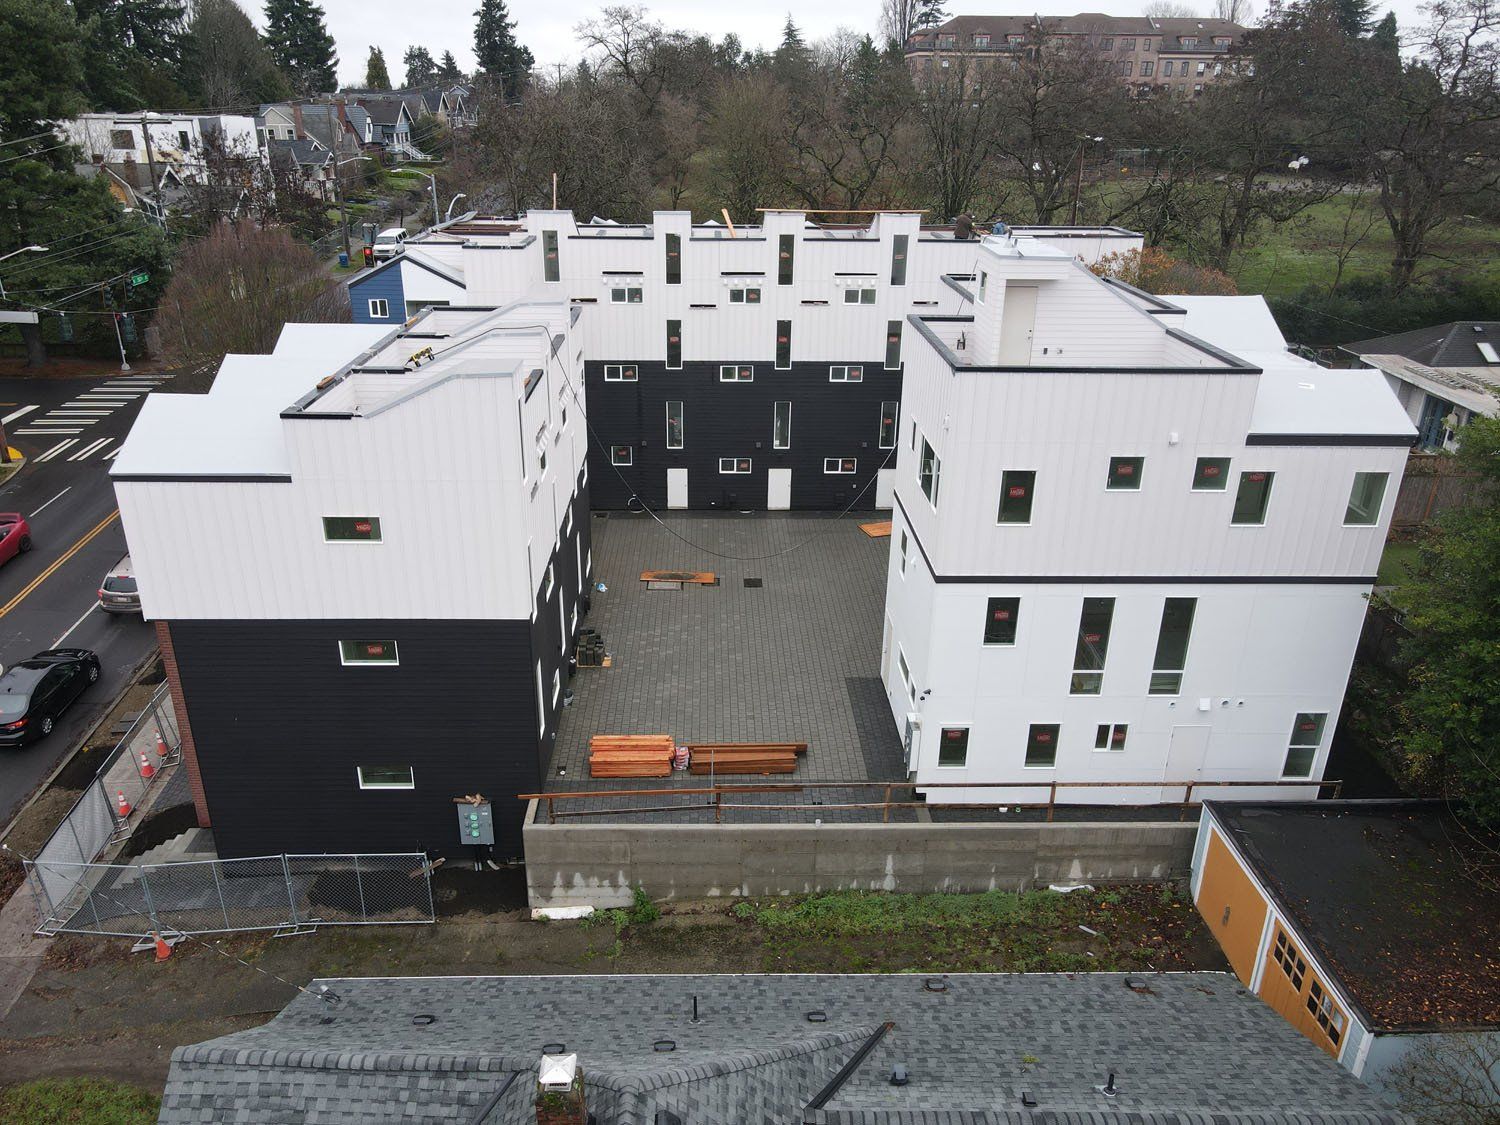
[584,359,901,511]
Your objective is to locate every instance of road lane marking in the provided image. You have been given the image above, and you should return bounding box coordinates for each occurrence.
[0,510,120,621]
[48,411,112,417]
[68,439,112,462]
[52,600,102,647]
[29,487,72,516]
[20,430,82,439]
[2,405,38,424]
[34,439,79,461]
[103,448,120,460]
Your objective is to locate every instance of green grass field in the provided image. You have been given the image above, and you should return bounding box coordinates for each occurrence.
[1377,540,1423,587]
[0,1078,159,1125]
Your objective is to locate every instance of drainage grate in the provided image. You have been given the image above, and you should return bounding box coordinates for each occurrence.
[744,577,763,588]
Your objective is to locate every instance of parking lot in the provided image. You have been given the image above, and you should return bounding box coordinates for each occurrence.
[545,511,906,817]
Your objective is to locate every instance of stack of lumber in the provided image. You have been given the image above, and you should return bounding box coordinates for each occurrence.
[687,742,808,776]
[858,520,893,538]
[589,734,675,778]
[640,569,718,585]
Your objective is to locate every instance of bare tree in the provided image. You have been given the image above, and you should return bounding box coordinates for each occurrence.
[703,72,794,221]
[879,0,948,49]
[154,220,349,390]
[1212,0,1256,24]
[1386,1035,1500,1125]
[912,52,1013,221]
[1144,1,1199,17]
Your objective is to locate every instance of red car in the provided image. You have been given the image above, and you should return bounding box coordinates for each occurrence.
[0,514,32,566]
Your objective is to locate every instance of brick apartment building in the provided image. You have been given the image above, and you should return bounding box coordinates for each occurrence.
[906,13,1251,96]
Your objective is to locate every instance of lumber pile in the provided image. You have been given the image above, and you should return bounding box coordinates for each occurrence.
[859,520,893,538]
[640,569,717,585]
[589,734,675,778]
[687,742,808,776]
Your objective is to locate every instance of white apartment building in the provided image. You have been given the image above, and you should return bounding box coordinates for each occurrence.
[882,233,1416,804]
[66,112,262,174]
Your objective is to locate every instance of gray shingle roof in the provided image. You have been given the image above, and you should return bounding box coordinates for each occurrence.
[157,972,1404,1124]
[1344,321,1500,368]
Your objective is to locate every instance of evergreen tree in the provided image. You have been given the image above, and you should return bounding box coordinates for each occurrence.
[263,0,338,96]
[74,0,190,109]
[1328,0,1374,37]
[778,15,806,54]
[365,45,391,88]
[773,15,810,80]
[404,45,438,87]
[437,49,463,83]
[914,1,949,29]
[1369,11,1399,55]
[182,0,290,109]
[474,0,533,97]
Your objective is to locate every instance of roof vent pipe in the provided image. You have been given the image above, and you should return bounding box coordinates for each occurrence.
[1097,1072,1118,1098]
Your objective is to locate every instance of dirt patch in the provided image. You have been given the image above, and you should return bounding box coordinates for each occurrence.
[0,356,171,381]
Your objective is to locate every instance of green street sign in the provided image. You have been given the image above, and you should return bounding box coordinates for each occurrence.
[129,271,149,288]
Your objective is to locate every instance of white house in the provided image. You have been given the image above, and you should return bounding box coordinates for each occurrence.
[880,232,1416,805]
[66,112,261,177]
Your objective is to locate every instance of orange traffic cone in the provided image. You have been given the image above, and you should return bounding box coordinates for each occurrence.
[137,750,155,779]
[116,790,132,818]
[154,729,169,762]
[151,931,173,962]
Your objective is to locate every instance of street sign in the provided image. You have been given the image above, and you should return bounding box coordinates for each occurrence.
[129,271,150,288]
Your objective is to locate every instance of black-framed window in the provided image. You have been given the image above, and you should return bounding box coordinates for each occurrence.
[611,445,633,466]
[665,401,683,449]
[323,516,381,542]
[1071,597,1114,695]
[1232,470,1274,525]
[1193,457,1230,491]
[1344,471,1388,526]
[665,320,682,369]
[665,232,681,284]
[998,471,1035,523]
[1150,597,1196,694]
[983,597,1019,645]
[775,320,791,369]
[543,229,559,282]
[891,234,908,286]
[1107,456,1144,491]
[886,320,902,369]
[719,364,753,382]
[938,726,969,767]
[773,402,791,449]
[778,233,794,285]
[1025,724,1059,768]
[878,402,898,449]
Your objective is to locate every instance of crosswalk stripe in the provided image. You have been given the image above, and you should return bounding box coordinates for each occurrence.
[103,447,121,460]
[49,410,112,416]
[34,439,79,461]
[2,405,38,424]
[29,418,95,426]
[67,438,112,461]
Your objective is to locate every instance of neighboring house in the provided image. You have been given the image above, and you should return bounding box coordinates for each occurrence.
[348,209,1143,512]
[66,113,262,218]
[256,101,365,163]
[1343,321,1500,451]
[1192,800,1500,1090]
[75,160,188,224]
[156,972,1402,1124]
[267,138,335,198]
[111,308,587,860]
[906,14,1249,95]
[881,242,1414,808]
[354,95,423,157]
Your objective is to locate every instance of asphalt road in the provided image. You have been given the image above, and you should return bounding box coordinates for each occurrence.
[0,371,168,832]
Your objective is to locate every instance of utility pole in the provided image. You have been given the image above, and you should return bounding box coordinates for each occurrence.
[141,112,167,233]
[104,283,130,372]
[335,156,373,262]
[1071,135,1104,226]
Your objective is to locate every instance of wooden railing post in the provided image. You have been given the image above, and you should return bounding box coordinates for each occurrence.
[547,797,556,825]
[883,785,893,823]
[714,789,723,824]
[1180,781,1194,820]
[1047,782,1057,823]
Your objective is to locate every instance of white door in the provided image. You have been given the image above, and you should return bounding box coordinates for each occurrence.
[1163,725,1212,793]
[767,468,791,510]
[998,284,1038,365]
[875,468,894,509]
[667,468,688,509]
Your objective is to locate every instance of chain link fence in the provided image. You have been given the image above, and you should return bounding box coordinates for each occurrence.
[28,683,182,914]
[24,853,435,937]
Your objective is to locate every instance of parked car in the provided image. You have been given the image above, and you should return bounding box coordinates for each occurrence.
[98,554,140,614]
[0,513,33,566]
[0,649,101,747]
[370,227,407,261]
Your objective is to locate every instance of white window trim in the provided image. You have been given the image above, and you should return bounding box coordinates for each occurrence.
[830,365,864,383]
[611,445,633,466]
[666,400,684,449]
[339,640,400,666]
[719,364,753,382]
[719,457,752,474]
[603,364,638,382]
[879,401,899,449]
[357,765,414,789]
[773,401,792,450]
[1342,472,1389,527]
[824,458,857,474]
[1106,456,1145,492]
[842,287,876,304]
[367,298,389,318]
[935,726,970,769]
[551,667,562,706]
[1093,723,1128,752]
[1191,457,1232,492]
[609,286,642,303]
[996,472,1033,526]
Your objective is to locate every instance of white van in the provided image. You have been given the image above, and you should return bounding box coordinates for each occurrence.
[370,228,407,261]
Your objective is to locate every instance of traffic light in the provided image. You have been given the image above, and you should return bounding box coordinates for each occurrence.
[119,313,137,344]
[362,246,374,267]
[56,314,73,342]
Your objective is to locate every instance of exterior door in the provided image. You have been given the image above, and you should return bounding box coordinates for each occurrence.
[875,468,894,509]
[998,285,1038,365]
[767,468,792,510]
[667,468,688,509]
[1417,394,1453,450]
[1163,724,1211,791]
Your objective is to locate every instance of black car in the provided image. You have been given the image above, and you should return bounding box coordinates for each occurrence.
[0,649,101,747]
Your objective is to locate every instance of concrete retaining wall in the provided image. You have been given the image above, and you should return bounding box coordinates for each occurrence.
[523,805,1197,908]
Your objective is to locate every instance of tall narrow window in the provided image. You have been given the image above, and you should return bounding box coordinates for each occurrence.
[1150,597,1196,694]
[977,271,988,302]
[665,401,683,449]
[898,528,908,573]
[1344,471,1388,525]
[775,320,791,370]
[666,320,682,369]
[891,234,908,286]
[886,320,902,370]
[997,471,1035,524]
[773,401,791,449]
[542,229,559,282]
[1071,597,1114,695]
[1282,713,1327,778]
[919,439,941,507]
[983,597,1019,645]
[664,232,681,284]
[1025,723,1059,767]
[878,402,898,449]
[938,727,969,767]
[1232,470,1274,525]
[778,233,794,285]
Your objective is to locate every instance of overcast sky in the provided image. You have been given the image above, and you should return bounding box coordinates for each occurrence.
[286,0,1427,88]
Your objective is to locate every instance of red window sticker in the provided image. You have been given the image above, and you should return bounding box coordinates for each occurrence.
[777,335,789,344]
[1299,721,1317,731]
[1084,632,1102,643]
[353,521,372,534]
[1036,731,1052,743]
[1249,472,1267,482]
[737,459,751,472]
[365,644,385,656]
[1008,485,1027,498]
[946,730,963,740]
[993,609,1010,621]
[1116,463,1134,476]
[842,459,856,472]
[1202,465,1221,477]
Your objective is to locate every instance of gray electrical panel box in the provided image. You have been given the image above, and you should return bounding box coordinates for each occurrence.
[456,801,494,846]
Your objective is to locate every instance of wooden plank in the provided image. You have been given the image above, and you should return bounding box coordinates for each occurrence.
[640,569,717,584]
[858,521,892,538]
